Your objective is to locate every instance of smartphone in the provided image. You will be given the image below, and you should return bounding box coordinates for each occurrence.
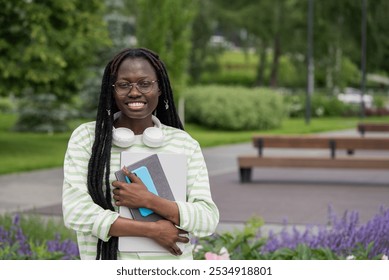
[125,166,158,217]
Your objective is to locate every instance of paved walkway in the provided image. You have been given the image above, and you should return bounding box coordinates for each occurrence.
[1,129,389,233]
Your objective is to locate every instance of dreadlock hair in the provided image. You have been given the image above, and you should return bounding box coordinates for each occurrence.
[87,48,184,260]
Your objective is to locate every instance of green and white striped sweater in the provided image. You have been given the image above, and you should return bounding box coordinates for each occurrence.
[62,121,219,260]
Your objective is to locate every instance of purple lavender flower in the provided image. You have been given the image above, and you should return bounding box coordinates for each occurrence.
[46,234,79,259]
[261,206,389,259]
[0,226,11,245]
[1,214,79,260]
[6,214,32,257]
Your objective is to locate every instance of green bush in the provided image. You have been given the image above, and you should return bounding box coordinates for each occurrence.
[77,74,101,118]
[13,91,76,133]
[373,94,389,109]
[284,91,358,118]
[0,97,15,113]
[183,85,286,131]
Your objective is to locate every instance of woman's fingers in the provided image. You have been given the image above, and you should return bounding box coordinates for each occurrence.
[121,166,142,184]
[178,228,188,235]
[172,245,182,256]
[177,235,190,244]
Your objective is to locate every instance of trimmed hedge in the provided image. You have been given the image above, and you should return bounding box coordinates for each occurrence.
[183,85,285,131]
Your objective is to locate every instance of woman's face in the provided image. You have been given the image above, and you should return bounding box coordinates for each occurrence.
[113,57,160,124]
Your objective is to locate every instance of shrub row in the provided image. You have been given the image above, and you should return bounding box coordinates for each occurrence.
[283,91,359,118]
[183,85,286,131]
[284,90,389,118]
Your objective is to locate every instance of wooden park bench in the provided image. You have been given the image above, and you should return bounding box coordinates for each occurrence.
[238,135,389,183]
[357,123,389,136]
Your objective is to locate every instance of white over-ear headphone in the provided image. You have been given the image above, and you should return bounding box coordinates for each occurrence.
[112,113,165,148]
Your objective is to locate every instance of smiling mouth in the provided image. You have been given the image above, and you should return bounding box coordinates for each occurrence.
[127,102,146,109]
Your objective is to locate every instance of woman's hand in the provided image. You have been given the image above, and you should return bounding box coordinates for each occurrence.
[149,220,189,256]
[112,168,153,209]
[112,166,182,227]
[108,217,189,256]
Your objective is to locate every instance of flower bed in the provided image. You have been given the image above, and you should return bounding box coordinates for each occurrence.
[1,207,388,260]
[0,214,79,260]
[193,206,389,260]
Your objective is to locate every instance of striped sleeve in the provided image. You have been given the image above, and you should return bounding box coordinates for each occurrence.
[62,122,119,242]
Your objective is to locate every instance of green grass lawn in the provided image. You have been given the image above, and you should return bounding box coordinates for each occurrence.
[185,116,389,146]
[0,114,72,174]
[1,113,389,175]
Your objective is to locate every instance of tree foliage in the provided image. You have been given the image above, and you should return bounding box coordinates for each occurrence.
[0,0,111,100]
[205,0,389,91]
[188,0,219,84]
[135,0,198,97]
[211,0,306,88]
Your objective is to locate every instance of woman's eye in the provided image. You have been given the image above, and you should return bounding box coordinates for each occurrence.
[138,81,151,88]
[118,82,130,88]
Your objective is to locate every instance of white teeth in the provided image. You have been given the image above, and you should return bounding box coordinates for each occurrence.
[128,102,144,107]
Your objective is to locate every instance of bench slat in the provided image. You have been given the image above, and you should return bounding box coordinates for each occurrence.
[253,136,329,149]
[238,156,389,169]
[358,123,389,133]
[252,136,389,150]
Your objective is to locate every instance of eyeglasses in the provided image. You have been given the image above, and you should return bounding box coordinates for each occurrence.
[112,80,158,96]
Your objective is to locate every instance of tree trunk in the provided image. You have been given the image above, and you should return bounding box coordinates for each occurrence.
[255,43,267,87]
[269,34,281,88]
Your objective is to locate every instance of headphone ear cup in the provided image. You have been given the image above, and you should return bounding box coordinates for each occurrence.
[142,127,165,148]
[112,127,135,148]
[112,115,165,148]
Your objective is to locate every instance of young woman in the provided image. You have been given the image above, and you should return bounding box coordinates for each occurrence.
[62,48,219,260]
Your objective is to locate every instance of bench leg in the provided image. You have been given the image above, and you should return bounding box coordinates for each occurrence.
[240,168,252,183]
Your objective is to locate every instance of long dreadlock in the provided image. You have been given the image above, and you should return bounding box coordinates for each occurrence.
[87,48,184,260]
